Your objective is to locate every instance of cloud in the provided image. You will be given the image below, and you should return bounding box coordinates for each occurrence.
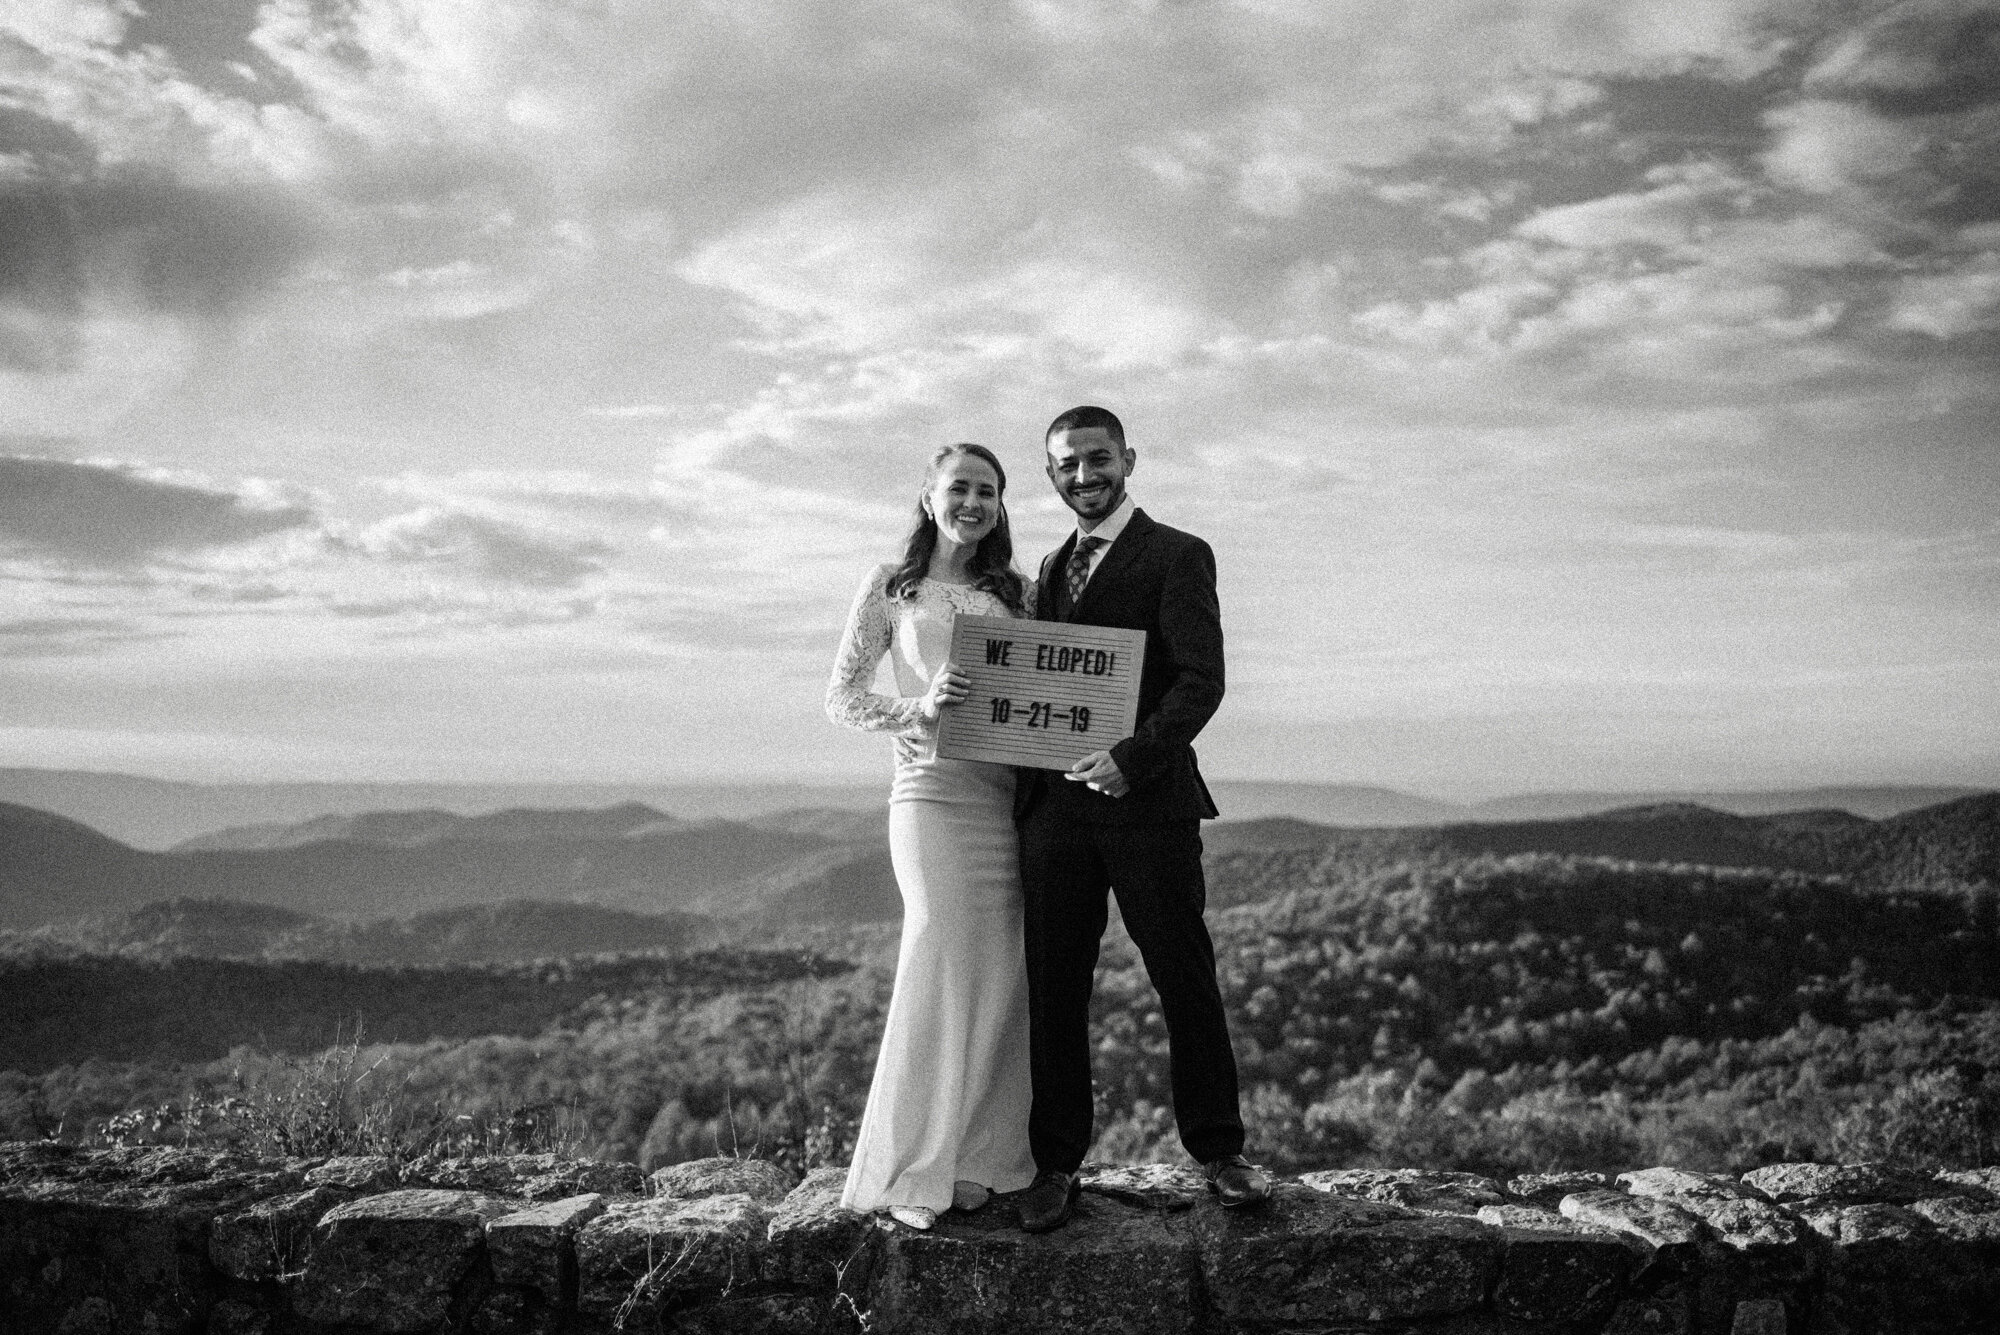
[340,507,608,589]
[1517,162,1757,251]
[0,614,161,657]
[0,454,315,566]
[0,167,312,369]
[1885,256,2000,336]
[1805,0,2000,116]
[1760,98,1926,197]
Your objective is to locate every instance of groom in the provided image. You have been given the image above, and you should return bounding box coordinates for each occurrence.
[1014,405,1270,1233]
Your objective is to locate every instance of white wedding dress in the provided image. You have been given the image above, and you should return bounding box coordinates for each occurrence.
[824,565,1038,1214]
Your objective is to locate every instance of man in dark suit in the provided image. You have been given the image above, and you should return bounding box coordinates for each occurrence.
[1014,405,1270,1233]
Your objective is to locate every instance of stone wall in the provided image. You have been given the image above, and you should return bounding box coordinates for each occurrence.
[4,1143,1998,1334]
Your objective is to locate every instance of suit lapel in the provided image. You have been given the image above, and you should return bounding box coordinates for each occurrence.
[1070,509,1154,622]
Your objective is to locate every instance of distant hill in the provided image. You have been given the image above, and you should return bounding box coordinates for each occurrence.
[172,809,468,852]
[0,803,160,927]
[173,802,685,852]
[3,767,1984,850]
[0,801,896,931]
[1806,792,2000,889]
[742,807,887,843]
[1466,785,1986,823]
[1203,783,1465,826]
[0,768,885,850]
[1202,795,2000,909]
[1132,782,1988,826]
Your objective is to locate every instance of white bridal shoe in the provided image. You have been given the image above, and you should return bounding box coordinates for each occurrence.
[951,1180,991,1212]
[888,1205,937,1230]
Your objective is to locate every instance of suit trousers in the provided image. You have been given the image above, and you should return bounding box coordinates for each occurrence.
[1018,801,1245,1171]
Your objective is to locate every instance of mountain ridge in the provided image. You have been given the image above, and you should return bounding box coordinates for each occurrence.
[4,792,1994,938]
[0,802,893,930]
[170,802,684,852]
[2,766,1987,849]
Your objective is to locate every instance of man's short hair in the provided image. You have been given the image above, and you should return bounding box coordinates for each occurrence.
[1045,405,1125,448]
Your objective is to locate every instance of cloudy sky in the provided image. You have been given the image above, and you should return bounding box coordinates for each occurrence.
[1,0,1996,798]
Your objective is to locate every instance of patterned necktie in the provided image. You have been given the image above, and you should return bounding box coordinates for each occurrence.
[1064,536,1104,613]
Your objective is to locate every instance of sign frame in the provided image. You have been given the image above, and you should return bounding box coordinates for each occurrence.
[935,613,1147,771]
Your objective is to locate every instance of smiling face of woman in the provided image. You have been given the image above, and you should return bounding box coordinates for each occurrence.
[925,452,1003,548]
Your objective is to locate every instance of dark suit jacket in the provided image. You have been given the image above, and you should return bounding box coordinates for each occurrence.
[1015,508,1223,825]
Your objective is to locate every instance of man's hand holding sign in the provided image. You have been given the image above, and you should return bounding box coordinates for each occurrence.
[1064,750,1128,797]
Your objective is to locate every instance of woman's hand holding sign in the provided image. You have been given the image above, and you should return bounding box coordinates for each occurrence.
[920,660,970,721]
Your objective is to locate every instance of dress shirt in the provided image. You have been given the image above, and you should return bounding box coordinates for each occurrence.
[1071,494,1135,590]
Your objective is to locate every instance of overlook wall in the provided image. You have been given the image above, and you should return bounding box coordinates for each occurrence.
[3,1143,1998,1334]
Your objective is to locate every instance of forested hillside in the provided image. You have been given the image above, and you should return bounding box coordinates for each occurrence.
[1201,794,2000,907]
[0,948,845,1072]
[2,897,721,966]
[6,836,1997,1177]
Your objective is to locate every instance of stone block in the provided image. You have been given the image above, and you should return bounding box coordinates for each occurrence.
[1672,1197,1814,1331]
[1508,1170,1609,1208]
[1732,1296,1788,1333]
[575,1192,770,1322]
[54,1295,114,1334]
[649,1156,797,1203]
[0,1140,81,1185]
[291,1188,514,1331]
[1895,1197,2000,1330]
[0,1149,291,1335]
[209,1185,349,1281]
[676,1293,845,1333]
[1193,1182,1495,1327]
[1741,1161,1935,1205]
[1478,1202,1571,1229]
[1910,1193,2000,1243]
[402,1154,554,1194]
[1487,1220,1638,1323]
[205,1297,272,1335]
[762,1165,875,1292]
[1685,1197,1806,1254]
[486,1192,605,1304]
[398,1153,642,1201]
[870,1191,1200,1335]
[1560,1188,1708,1260]
[1795,1201,1990,1335]
[522,1157,644,1201]
[303,1155,398,1192]
[1621,1166,1763,1203]
[1935,1165,2000,1200]
[1795,1199,1935,1248]
[468,1285,564,1335]
[1079,1162,1207,1211]
[1299,1167,1505,1214]
[1602,1282,1695,1335]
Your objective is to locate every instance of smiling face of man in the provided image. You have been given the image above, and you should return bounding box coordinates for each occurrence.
[1045,426,1136,530]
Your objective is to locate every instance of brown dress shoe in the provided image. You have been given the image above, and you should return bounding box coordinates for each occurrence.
[1017,1170,1078,1232]
[1204,1155,1271,1208]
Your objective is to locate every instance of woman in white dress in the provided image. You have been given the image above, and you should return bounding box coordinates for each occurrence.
[824,441,1038,1230]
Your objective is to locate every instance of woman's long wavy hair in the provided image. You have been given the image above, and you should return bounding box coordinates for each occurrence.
[886,442,1028,614]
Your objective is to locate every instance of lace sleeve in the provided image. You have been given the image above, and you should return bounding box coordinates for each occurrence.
[825,567,933,737]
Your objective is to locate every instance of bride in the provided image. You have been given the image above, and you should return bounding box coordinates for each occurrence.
[824,441,1038,1229]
